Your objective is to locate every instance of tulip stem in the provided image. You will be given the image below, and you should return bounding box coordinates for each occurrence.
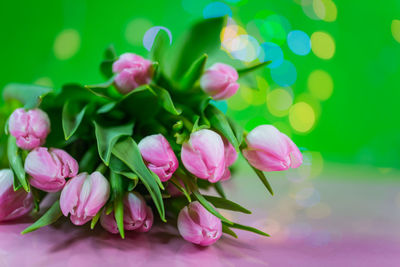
[95,163,107,174]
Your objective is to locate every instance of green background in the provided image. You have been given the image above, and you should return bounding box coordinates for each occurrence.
[0,0,399,169]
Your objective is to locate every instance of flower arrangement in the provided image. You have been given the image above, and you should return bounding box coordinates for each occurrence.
[0,17,302,246]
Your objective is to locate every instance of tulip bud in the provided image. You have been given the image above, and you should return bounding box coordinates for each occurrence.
[242,125,303,172]
[24,147,79,192]
[220,138,238,181]
[0,169,33,221]
[8,108,50,150]
[200,63,239,100]
[138,134,179,182]
[112,53,153,94]
[60,172,110,225]
[181,129,226,183]
[100,192,154,234]
[177,201,222,246]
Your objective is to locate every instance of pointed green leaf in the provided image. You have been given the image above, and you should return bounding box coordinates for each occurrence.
[193,190,233,225]
[214,182,226,199]
[7,135,29,192]
[94,121,134,166]
[21,200,62,234]
[203,195,251,214]
[150,30,170,63]
[222,221,270,237]
[97,102,117,114]
[62,101,88,140]
[173,17,226,79]
[180,54,208,90]
[112,137,166,222]
[109,156,139,183]
[90,209,102,229]
[110,171,125,239]
[227,117,244,147]
[170,177,191,202]
[104,44,117,60]
[3,83,52,109]
[205,104,238,150]
[222,224,238,238]
[248,163,274,196]
[100,60,114,79]
[237,61,271,76]
[150,85,181,115]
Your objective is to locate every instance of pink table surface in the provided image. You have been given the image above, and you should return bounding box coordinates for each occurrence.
[1,163,399,267]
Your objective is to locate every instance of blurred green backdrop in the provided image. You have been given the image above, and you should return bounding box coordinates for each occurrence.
[1,0,399,170]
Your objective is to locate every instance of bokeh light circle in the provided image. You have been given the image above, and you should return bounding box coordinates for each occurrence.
[228,35,261,62]
[53,29,80,60]
[270,60,297,86]
[311,32,335,59]
[143,26,172,51]
[289,102,316,133]
[125,18,153,46]
[240,84,267,106]
[391,20,400,43]
[313,0,337,22]
[203,2,232,19]
[258,42,284,68]
[287,30,311,56]
[266,88,293,117]
[308,70,333,100]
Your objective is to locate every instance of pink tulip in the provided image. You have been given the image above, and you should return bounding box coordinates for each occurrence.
[112,53,153,94]
[138,134,179,182]
[200,63,239,100]
[181,129,226,183]
[242,125,303,172]
[8,108,50,150]
[177,201,222,246]
[220,138,238,181]
[24,147,79,192]
[100,192,154,234]
[60,172,110,225]
[0,169,33,222]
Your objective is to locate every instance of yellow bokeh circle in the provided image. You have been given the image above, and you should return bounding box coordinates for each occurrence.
[266,88,293,117]
[53,29,80,60]
[307,70,333,100]
[311,31,335,59]
[313,0,337,22]
[391,19,400,43]
[289,102,316,133]
[125,18,153,46]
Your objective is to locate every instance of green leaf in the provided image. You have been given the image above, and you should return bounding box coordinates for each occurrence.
[193,190,232,225]
[248,164,274,196]
[214,182,226,199]
[222,221,270,237]
[150,30,170,63]
[150,85,181,115]
[222,224,238,238]
[62,101,88,140]
[79,146,99,173]
[237,61,271,76]
[97,102,117,114]
[112,137,166,222]
[21,200,62,234]
[3,83,52,109]
[227,117,244,147]
[110,171,125,239]
[109,156,139,184]
[100,60,114,79]
[170,176,191,202]
[172,17,226,79]
[90,209,102,229]
[7,136,29,192]
[180,54,208,90]
[94,121,134,166]
[205,104,239,150]
[203,195,251,214]
[104,44,117,60]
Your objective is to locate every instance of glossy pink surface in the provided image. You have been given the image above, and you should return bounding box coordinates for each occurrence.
[0,163,399,267]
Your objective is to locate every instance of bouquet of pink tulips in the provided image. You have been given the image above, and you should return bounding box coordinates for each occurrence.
[0,17,302,246]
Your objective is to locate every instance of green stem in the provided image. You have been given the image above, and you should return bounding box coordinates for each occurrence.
[95,163,107,174]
